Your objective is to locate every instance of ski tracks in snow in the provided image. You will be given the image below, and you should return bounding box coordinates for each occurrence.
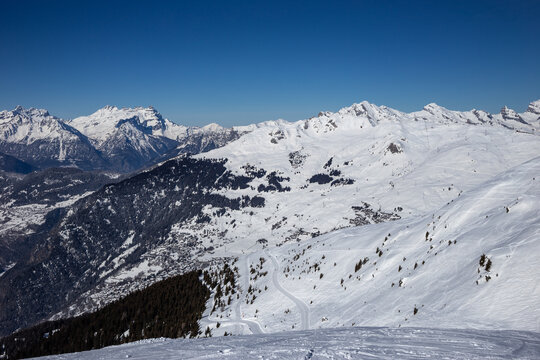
[267,251,311,330]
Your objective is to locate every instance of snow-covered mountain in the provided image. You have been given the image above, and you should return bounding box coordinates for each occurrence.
[0,105,245,173]
[69,105,245,171]
[69,105,186,145]
[201,157,540,337]
[0,99,539,338]
[0,107,105,170]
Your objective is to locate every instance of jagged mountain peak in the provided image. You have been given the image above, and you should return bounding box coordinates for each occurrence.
[335,100,389,116]
[1,106,53,120]
[70,105,170,145]
[526,99,540,114]
[86,105,164,124]
[0,106,106,169]
[0,104,245,173]
[0,106,75,138]
[301,100,405,131]
[215,99,539,156]
[500,105,519,119]
[98,104,119,112]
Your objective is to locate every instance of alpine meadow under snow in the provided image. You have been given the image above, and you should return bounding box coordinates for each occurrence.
[1,100,539,359]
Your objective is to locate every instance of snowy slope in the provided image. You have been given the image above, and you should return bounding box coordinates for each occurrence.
[49,99,540,322]
[2,99,539,338]
[201,157,540,336]
[30,327,540,360]
[187,100,540,257]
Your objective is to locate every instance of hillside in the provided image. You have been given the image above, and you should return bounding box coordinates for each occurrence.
[0,100,539,337]
[201,157,540,337]
[0,152,35,174]
[0,271,209,359]
[27,327,540,360]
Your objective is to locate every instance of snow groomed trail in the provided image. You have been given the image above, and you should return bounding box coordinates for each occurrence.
[267,251,310,330]
[37,327,540,360]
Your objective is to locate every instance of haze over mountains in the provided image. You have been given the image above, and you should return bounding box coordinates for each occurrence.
[0,99,539,358]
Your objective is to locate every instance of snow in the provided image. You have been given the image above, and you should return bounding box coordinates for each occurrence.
[55,191,95,208]
[30,327,540,359]
[60,98,540,327]
[201,123,225,132]
[184,99,540,262]
[68,105,231,146]
[0,107,81,145]
[201,157,540,336]
[105,259,163,282]
[527,100,540,114]
[11,100,540,358]
[0,188,93,238]
[69,106,185,145]
[0,262,15,278]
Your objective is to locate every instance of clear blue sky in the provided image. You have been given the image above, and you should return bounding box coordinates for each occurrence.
[0,0,539,127]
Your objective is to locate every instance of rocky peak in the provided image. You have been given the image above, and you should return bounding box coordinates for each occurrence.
[422,103,447,114]
[100,105,119,112]
[500,106,519,120]
[526,100,540,115]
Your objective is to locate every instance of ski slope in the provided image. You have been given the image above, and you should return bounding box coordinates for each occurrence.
[189,100,540,260]
[11,100,540,359]
[268,252,310,330]
[32,327,540,360]
[201,156,540,335]
[9,99,531,347]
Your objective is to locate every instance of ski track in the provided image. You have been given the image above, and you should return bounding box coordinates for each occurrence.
[267,251,310,330]
[35,327,540,360]
[211,317,263,335]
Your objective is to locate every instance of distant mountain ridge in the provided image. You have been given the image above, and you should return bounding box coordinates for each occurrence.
[0,105,246,172]
[0,107,105,170]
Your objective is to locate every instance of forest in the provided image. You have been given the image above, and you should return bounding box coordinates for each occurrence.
[0,270,209,359]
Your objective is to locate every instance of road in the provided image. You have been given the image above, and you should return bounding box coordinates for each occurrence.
[267,251,310,330]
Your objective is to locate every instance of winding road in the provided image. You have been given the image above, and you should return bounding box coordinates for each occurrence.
[267,251,310,330]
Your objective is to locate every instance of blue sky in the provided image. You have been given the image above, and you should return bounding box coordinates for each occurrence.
[0,0,539,126]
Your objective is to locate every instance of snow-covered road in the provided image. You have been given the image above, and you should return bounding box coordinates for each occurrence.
[268,251,310,330]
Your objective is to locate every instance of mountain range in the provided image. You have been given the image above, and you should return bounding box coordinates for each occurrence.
[0,105,244,173]
[0,99,539,349]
